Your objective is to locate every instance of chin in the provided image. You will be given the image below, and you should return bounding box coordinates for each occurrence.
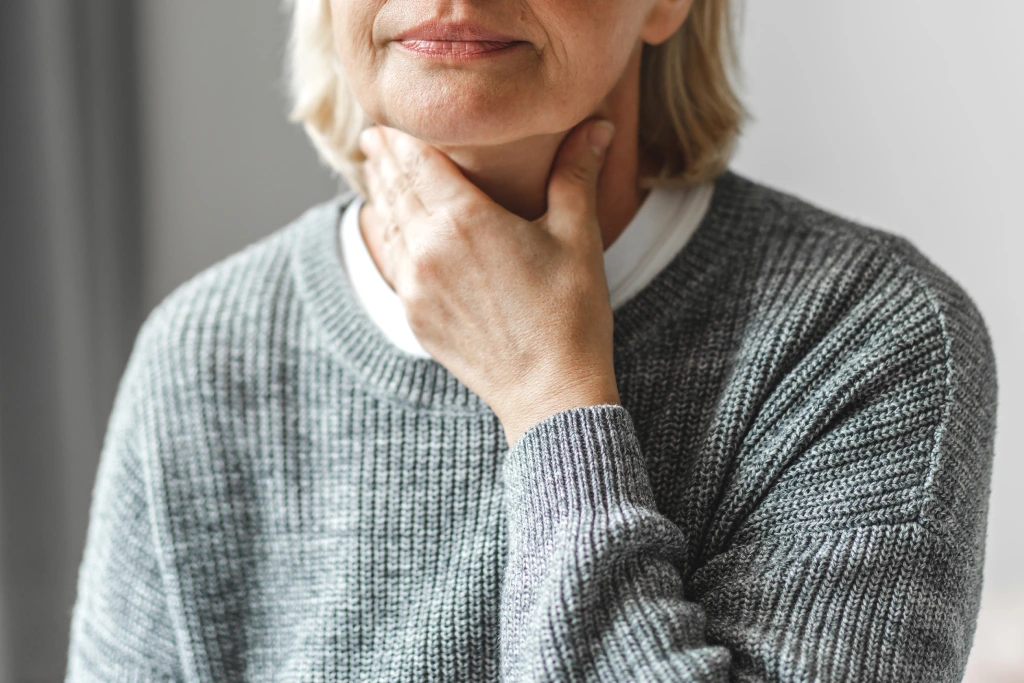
[371,74,556,145]
[383,108,532,147]
[381,101,591,150]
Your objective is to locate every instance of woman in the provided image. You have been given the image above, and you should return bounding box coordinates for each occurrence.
[66,0,998,681]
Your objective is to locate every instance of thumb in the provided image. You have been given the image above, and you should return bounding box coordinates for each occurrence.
[545,118,615,237]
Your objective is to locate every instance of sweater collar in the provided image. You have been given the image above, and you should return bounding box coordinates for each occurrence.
[290,169,757,414]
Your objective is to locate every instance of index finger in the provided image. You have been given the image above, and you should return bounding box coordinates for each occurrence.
[378,126,488,215]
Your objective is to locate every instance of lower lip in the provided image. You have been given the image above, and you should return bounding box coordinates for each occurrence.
[395,39,525,60]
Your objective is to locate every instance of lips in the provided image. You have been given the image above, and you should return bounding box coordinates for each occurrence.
[394,20,521,44]
[393,20,525,59]
[397,40,520,57]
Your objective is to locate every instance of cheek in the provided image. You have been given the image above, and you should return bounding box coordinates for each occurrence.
[539,3,640,95]
[331,1,388,116]
[536,14,638,120]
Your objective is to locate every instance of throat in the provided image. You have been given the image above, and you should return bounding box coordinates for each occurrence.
[432,135,655,252]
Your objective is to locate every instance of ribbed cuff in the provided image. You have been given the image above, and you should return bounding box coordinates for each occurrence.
[503,404,658,529]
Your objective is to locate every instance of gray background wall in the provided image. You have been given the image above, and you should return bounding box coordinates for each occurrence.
[138,1,339,306]
[88,0,1024,679]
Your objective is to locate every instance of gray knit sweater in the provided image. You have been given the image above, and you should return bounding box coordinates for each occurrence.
[65,170,997,682]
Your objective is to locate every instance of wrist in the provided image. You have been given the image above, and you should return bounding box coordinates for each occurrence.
[500,380,620,448]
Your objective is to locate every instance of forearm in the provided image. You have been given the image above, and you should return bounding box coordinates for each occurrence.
[500,404,730,681]
[498,400,984,682]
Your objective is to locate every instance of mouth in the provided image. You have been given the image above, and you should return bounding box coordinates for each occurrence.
[393,20,527,60]
[395,39,525,59]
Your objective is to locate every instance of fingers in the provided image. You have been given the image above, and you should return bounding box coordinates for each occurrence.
[360,126,426,227]
[362,126,482,220]
[360,126,491,291]
[544,119,615,240]
[361,167,409,292]
[361,137,407,276]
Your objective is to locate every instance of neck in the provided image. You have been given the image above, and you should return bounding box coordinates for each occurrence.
[432,42,656,251]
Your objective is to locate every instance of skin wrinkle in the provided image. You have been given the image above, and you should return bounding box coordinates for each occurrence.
[360,119,624,442]
[333,0,694,442]
[331,0,689,228]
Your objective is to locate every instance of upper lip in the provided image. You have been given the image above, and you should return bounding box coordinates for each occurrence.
[394,21,520,43]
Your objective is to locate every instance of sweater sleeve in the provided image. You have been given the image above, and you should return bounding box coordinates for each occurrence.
[501,405,732,681]
[499,267,997,682]
[65,331,183,681]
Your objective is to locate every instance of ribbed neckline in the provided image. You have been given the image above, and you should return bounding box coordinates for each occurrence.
[290,169,757,414]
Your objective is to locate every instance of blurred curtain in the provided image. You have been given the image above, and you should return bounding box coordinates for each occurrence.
[0,2,142,681]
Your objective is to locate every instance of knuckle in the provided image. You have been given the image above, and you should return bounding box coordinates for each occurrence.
[408,149,429,184]
[407,239,442,283]
[401,153,423,190]
[395,172,413,197]
[566,163,591,186]
[435,204,470,240]
[383,180,401,207]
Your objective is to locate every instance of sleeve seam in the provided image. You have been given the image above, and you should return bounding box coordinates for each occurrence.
[755,207,959,542]
[874,238,957,541]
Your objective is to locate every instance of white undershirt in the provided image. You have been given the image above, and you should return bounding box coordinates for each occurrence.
[337,182,714,359]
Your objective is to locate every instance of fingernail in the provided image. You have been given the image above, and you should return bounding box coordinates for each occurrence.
[588,120,615,156]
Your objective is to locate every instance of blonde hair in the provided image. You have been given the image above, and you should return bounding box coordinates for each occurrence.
[284,0,747,196]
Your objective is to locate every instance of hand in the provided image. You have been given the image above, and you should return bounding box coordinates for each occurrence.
[358,119,621,447]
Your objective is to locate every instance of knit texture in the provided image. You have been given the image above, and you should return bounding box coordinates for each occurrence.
[65,170,998,682]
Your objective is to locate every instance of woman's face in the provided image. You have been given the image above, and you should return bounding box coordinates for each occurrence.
[330,0,677,146]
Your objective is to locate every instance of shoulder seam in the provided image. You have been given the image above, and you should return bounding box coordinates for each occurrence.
[858,235,956,541]
[757,197,957,539]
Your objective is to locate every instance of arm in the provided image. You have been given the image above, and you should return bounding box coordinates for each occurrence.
[499,266,997,682]
[501,405,730,681]
[352,107,997,682]
[66,337,183,682]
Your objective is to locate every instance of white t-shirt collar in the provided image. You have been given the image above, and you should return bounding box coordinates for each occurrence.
[338,183,713,359]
